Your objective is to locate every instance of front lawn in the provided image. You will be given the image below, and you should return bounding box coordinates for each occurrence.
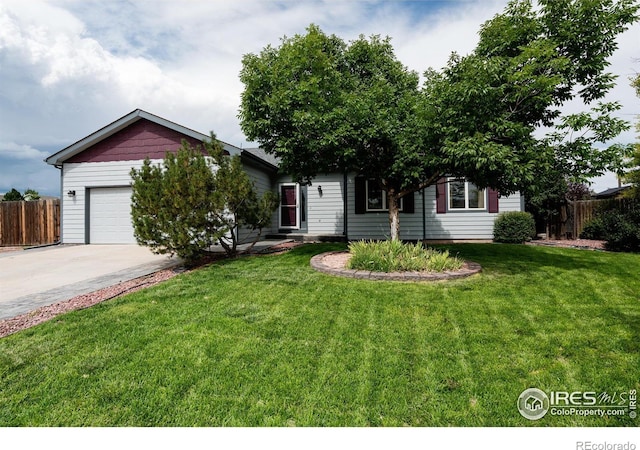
[0,244,638,426]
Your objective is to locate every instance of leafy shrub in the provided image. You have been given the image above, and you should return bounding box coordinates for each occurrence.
[579,216,606,240]
[2,188,23,201]
[347,240,463,273]
[493,211,536,244]
[600,209,640,253]
[580,201,640,253]
[603,216,640,252]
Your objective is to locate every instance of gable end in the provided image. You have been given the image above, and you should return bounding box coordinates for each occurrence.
[65,119,205,163]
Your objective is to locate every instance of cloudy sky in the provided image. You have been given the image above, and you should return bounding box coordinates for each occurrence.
[1,0,638,197]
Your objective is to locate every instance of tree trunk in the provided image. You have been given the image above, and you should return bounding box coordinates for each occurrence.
[218,218,238,257]
[388,189,401,241]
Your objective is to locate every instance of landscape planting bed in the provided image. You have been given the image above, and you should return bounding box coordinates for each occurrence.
[310,251,482,281]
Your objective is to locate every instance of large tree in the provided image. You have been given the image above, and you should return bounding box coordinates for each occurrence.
[240,0,638,240]
[2,188,24,201]
[623,73,640,198]
[1,188,41,201]
[240,26,423,239]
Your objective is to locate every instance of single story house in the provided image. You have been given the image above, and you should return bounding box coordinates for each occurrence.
[45,109,523,244]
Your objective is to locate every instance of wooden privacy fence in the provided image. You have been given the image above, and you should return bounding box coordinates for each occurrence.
[547,198,638,240]
[0,199,60,246]
[571,200,600,239]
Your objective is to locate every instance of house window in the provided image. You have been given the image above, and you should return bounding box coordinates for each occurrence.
[279,183,300,229]
[448,179,485,210]
[366,180,403,212]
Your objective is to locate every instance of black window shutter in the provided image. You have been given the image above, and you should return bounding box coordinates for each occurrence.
[355,177,366,214]
[436,177,447,214]
[402,192,414,214]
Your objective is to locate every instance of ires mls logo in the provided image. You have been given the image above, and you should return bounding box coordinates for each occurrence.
[518,388,550,420]
[517,388,637,421]
[550,391,598,406]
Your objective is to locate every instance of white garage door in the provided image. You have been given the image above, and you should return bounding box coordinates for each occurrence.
[89,187,136,244]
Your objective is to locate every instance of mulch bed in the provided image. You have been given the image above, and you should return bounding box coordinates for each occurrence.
[0,241,304,339]
[526,239,605,251]
[0,268,184,339]
[256,240,303,254]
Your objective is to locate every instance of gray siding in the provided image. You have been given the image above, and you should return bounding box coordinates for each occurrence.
[61,160,158,243]
[64,160,522,245]
[423,185,522,239]
[237,163,275,243]
[62,159,276,245]
[346,175,423,240]
[346,174,522,240]
[244,163,273,199]
[273,174,345,236]
[305,174,344,235]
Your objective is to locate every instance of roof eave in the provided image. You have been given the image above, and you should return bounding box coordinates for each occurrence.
[241,150,278,172]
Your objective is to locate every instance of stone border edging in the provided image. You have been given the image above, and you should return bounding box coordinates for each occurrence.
[310,251,482,282]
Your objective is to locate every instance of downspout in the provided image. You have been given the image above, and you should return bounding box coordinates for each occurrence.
[422,187,426,241]
[55,163,64,244]
[343,172,348,241]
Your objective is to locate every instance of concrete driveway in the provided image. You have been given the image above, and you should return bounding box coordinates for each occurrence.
[0,245,181,320]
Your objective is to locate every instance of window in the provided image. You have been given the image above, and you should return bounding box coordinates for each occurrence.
[366,179,403,212]
[448,179,485,210]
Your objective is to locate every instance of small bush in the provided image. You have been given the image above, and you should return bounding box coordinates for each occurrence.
[599,209,640,253]
[493,211,536,244]
[579,201,640,252]
[579,217,606,240]
[347,240,463,273]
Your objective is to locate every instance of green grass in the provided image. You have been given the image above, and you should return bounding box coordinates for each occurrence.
[347,240,463,272]
[0,243,638,426]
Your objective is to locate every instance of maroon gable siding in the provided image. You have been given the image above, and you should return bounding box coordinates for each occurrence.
[66,119,206,163]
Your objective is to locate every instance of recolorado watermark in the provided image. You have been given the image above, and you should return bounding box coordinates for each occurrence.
[517,387,637,421]
[576,442,636,450]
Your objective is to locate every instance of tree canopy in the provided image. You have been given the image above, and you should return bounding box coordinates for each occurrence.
[624,73,640,197]
[239,0,638,240]
[2,188,40,201]
[2,188,24,201]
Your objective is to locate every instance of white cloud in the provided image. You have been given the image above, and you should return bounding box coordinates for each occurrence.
[0,142,48,160]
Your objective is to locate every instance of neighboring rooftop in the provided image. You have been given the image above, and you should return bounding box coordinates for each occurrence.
[592,185,631,199]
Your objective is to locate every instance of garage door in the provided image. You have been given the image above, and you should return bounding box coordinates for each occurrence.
[89,187,136,244]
